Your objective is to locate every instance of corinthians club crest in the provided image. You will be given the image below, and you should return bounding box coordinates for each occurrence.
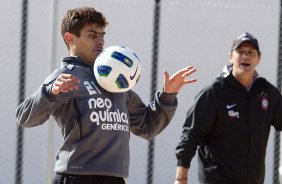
[259,92,268,111]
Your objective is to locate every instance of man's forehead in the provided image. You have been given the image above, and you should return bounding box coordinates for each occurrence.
[236,42,257,49]
[84,24,105,33]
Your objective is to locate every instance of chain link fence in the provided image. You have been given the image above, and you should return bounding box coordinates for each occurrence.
[1,0,280,183]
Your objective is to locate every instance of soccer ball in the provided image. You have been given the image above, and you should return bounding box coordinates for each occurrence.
[94,45,142,93]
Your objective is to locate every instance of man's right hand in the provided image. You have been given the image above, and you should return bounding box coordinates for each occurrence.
[174,166,188,184]
[51,74,80,95]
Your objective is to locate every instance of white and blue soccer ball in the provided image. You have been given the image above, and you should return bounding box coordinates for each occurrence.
[94,45,141,93]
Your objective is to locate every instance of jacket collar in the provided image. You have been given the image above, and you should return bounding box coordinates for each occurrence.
[220,64,262,92]
[61,56,93,69]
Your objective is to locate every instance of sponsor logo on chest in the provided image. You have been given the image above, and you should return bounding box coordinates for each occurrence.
[84,80,130,132]
[225,91,269,120]
[226,103,239,119]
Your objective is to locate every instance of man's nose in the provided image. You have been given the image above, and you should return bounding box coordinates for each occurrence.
[242,52,250,58]
[97,38,104,46]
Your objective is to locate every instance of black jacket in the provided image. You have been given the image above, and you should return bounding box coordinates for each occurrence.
[176,65,282,184]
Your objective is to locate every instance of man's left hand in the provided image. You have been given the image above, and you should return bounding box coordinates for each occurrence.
[163,66,197,94]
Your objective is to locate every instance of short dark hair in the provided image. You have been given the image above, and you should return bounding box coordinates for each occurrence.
[61,7,108,47]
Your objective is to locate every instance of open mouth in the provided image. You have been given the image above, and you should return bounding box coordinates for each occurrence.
[241,63,250,67]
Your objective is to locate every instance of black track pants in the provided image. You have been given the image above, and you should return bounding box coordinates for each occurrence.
[53,173,125,184]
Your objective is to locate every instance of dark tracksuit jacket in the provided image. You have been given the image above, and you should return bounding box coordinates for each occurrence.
[175,65,282,184]
[16,56,178,178]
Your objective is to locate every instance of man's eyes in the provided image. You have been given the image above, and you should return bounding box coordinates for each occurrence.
[89,33,105,39]
[89,34,98,39]
[237,50,255,55]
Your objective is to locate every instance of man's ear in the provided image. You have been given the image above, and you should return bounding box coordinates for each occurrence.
[258,53,261,62]
[228,52,233,63]
[64,32,73,45]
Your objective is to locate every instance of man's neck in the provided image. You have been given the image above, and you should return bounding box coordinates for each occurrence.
[232,72,254,89]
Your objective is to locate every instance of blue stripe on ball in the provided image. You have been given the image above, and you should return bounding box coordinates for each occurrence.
[111,51,133,68]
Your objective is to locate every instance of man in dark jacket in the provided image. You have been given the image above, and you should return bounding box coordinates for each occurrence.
[174,32,282,184]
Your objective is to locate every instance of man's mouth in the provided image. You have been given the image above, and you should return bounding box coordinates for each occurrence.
[241,63,250,67]
[93,49,103,55]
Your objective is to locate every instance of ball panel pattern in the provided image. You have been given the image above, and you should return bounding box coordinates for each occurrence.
[93,45,142,93]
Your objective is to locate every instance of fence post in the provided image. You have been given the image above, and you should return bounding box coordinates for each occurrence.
[147,0,162,184]
[16,0,28,184]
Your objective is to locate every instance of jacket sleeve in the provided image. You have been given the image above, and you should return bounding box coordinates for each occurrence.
[127,90,178,140]
[16,68,73,128]
[271,86,282,130]
[175,87,217,168]
[16,85,57,127]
